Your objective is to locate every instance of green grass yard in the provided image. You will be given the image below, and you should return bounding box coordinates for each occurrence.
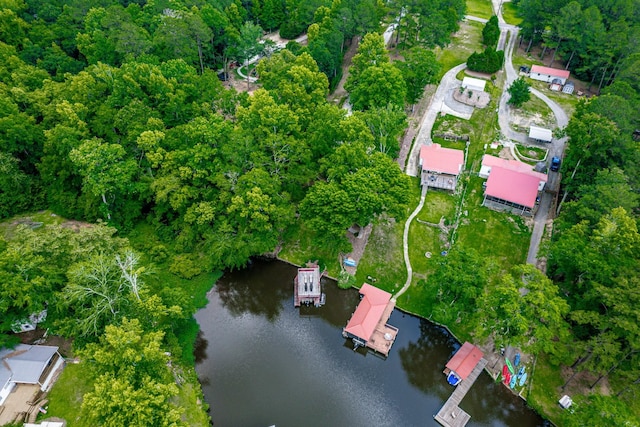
[42,363,93,427]
[278,221,343,279]
[436,20,483,80]
[501,2,522,26]
[466,0,494,20]
[455,176,531,267]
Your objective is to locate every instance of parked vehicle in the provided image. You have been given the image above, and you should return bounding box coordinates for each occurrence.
[550,156,561,172]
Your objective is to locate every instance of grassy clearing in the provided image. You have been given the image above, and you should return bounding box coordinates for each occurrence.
[510,95,556,131]
[526,353,564,426]
[408,220,444,277]
[278,222,343,278]
[0,209,65,239]
[455,176,531,266]
[436,20,483,79]
[418,190,457,224]
[466,0,494,19]
[353,179,423,294]
[43,363,93,427]
[501,2,522,26]
[353,215,406,294]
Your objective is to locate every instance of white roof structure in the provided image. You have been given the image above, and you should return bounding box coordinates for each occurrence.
[528,126,553,142]
[462,77,486,92]
[4,345,59,384]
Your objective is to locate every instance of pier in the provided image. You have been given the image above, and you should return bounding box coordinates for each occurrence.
[434,357,488,427]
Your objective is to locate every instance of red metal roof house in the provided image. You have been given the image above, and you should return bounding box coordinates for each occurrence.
[419,144,465,191]
[343,283,398,357]
[444,342,484,382]
[480,155,547,216]
[529,65,570,85]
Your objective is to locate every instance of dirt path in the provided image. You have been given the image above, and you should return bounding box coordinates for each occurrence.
[329,36,360,104]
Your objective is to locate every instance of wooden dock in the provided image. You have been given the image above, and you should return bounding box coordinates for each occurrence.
[434,358,488,427]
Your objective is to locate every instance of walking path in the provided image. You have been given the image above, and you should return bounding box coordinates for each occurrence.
[399,1,572,300]
[393,185,428,301]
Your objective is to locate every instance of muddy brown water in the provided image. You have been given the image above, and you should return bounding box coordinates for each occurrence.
[195,259,546,427]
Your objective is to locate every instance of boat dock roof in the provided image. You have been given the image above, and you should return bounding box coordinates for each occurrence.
[343,283,398,357]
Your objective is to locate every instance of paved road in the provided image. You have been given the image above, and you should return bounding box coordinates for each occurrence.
[490,0,570,265]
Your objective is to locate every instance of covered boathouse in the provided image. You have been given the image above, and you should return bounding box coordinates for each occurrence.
[435,342,487,427]
[443,342,484,386]
[294,265,325,307]
[342,283,398,357]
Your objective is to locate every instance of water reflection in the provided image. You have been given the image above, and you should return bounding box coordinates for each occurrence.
[399,320,460,401]
[215,260,291,321]
[195,259,545,427]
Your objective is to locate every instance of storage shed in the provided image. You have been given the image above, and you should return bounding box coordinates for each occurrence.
[562,81,574,94]
[528,125,553,143]
[462,76,486,92]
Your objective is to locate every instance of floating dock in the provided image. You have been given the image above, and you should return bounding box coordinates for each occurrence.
[434,357,488,427]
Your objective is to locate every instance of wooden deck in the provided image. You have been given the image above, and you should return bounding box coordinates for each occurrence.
[365,300,398,357]
[434,358,488,427]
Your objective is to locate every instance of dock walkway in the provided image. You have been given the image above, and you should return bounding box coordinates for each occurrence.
[434,358,488,427]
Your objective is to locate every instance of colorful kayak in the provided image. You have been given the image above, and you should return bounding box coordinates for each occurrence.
[509,374,517,388]
[518,372,528,386]
[517,366,526,377]
[514,353,521,367]
[502,364,509,378]
[503,371,511,385]
[505,357,515,374]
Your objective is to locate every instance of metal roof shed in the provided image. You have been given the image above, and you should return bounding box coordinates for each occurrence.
[462,76,486,92]
[445,342,484,381]
[528,126,552,142]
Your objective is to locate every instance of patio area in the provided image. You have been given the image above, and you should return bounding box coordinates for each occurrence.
[0,384,44,424]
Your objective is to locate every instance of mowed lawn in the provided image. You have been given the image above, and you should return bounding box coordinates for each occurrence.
[501,2,523,26]
[436,20,483,79]
[455,176,531,266]
[466,0,494,19]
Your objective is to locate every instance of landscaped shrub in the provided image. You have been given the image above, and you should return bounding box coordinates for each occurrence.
[466,48,504,74]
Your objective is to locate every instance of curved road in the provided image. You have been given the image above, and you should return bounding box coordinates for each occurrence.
[400,0,572,293]
[491,0,569,265]
[405,62,468,177]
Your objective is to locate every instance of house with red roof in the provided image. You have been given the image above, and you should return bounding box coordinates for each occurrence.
[419,144,465,191]
[480,155,547,216]
[529,65,570,85]
[342,283,398,357]
[443,342,484,386]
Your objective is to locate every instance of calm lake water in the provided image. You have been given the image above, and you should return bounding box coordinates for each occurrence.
[195,259,545,427]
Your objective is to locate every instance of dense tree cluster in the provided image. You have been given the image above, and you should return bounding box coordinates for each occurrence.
[547,64,640,409]
[513,0,640,92]
[388,0,466,49]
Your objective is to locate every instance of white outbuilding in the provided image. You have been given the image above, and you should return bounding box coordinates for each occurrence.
[529,65,570,85]
[528,126,553,143]
[462,76,487,92]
